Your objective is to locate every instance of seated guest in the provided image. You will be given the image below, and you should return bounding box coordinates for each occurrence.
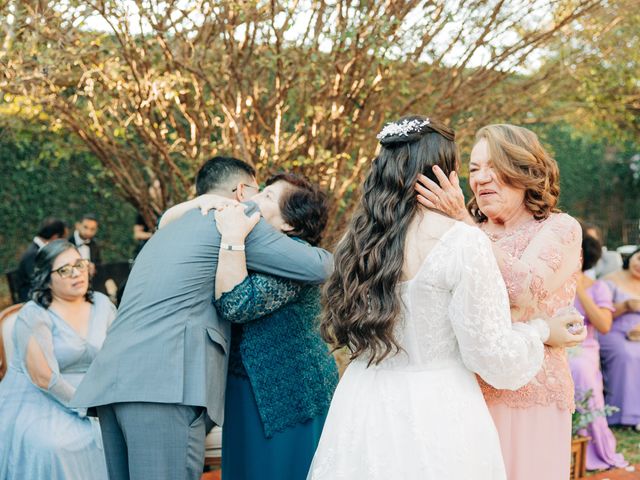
[583,223,623,279]
[132,211,155,258]
[569,233,627,470]
[0,240,114,480]
[68,213,101,275]
[15,217,67,302]
[600,248,640,429]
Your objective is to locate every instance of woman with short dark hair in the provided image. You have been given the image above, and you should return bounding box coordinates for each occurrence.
[211,173,338,480]
[0,240,115,480]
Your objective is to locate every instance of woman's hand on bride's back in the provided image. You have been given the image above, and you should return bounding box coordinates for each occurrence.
[214,203,260,242]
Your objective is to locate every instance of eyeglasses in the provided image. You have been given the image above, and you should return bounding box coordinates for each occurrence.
[52,259,90,278]
[232,184,260,193]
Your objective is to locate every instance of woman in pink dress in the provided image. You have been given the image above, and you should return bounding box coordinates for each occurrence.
[569,232,627,470]
[416,124,583,479]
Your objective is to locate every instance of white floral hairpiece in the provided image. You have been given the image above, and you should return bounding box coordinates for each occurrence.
[376,118,430,141]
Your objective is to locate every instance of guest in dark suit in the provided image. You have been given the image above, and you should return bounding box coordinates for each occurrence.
[69,213,101,276]
[15,217,67,302]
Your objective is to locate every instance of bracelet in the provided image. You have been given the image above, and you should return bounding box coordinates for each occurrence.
[220,242,245,251]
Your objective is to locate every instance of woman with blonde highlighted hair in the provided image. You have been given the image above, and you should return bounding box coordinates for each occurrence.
[416,123,584,479]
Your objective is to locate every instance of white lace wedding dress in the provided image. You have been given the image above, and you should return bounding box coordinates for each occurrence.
[307,222,549,480]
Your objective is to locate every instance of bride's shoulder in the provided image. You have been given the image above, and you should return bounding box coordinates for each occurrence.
[447,221,488,246]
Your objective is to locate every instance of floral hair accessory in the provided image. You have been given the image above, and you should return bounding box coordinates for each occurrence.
[376,118,430,141]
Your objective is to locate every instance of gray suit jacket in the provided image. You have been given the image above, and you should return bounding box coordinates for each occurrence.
[71,205,332,425]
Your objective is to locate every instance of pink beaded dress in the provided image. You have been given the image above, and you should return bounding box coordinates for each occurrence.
[478,212,582,480]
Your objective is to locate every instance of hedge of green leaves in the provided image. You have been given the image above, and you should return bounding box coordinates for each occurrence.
[0,133,137,272]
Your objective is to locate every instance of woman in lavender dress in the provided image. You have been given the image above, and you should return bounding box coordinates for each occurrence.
[569,233,626,470]
[600,247,640,428]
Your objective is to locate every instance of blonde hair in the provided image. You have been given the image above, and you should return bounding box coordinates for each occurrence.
[467,124,560,223]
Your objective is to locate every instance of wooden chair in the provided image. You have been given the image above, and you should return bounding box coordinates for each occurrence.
[5,269,21,305]
[0,303,23,380]
[204,426,222,469]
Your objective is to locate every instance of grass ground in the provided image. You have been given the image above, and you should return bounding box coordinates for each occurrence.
[585,427,640,477]
[613,427,640,464]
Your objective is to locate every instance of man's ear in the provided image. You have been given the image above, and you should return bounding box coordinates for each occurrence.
[234,183,245,202]
[281,223,294,234]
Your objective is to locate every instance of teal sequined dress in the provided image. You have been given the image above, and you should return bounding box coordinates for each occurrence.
[214,272,338,480]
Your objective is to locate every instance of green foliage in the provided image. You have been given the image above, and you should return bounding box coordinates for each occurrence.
[0,129,137,272]
[572,388,619,436]
[533,122,640,247]
[608,427,640,468]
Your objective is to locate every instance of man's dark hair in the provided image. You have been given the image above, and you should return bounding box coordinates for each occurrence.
[37,217,67,240]
[266,173,329,246]
[581,233,602,272]
[195,156,256,196]
[81,213,98,223]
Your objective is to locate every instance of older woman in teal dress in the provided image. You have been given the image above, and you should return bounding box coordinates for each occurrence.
[0,240,114,480]
[213,173,339,480]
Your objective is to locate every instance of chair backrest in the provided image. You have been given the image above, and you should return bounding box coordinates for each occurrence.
[5,269,21,305]
[204,426,222,467]
[0,303,23,380]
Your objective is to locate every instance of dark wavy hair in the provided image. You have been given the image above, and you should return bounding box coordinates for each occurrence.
[266,173,329,246]
[623,248,640,270]
[30,240,94,308]
[321,115,459,365]
[581,232,602,272]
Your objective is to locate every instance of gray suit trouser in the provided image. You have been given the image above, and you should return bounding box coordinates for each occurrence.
[96,402,207,480]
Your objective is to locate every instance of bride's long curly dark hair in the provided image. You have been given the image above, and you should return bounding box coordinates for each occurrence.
[321,115,459,365]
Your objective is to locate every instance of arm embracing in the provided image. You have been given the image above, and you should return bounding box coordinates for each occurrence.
[244,206,333,283]
[449,230,546,390]
[214,273,302,323]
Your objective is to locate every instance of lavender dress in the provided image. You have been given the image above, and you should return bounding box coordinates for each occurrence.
[569,281,626,470]
[599,281,640,426]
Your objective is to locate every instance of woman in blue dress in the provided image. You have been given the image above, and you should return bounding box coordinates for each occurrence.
[0,239,114,480]
[213,173,339,480]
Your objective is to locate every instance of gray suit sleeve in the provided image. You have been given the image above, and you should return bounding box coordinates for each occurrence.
[242,203,333,284]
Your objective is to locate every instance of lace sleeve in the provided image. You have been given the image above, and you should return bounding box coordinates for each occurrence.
[13,303,83,413]
[448,228,546,390]
[214,273,302,324]
[492,214,582,313]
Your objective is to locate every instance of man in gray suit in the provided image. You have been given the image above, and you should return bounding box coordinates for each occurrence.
[71,157,333,480]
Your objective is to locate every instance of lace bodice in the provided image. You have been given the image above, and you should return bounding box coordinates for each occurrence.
[478,213,582,411]
[370,222,546,392]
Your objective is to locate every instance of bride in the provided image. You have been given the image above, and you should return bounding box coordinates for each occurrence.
[307,116,586,479]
